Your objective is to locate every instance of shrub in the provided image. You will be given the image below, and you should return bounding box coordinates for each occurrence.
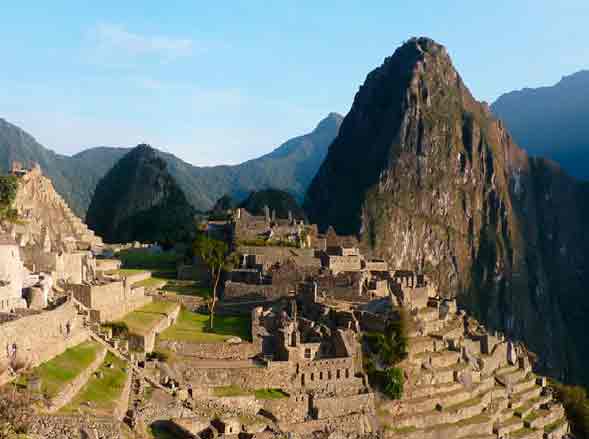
[0,175,19,223]
[550,380,589,438]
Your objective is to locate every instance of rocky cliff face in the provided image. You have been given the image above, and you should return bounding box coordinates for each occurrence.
[306,38,589,386]
[86,145,195,244]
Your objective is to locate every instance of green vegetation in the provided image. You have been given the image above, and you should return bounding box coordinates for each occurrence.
[117,249,179,270]
[211,386,288,400]
[134,276,168,289]
[162,279,212,298]
[86,144,195,245]
[61,353,127,416]
[25,341,101,398]
[119,301,178,334]
[363,308,409,400]
[149,421,179,439]
[158,309,250,343]
[213,385,251,397]
[193,234,234,329]
[550,380,589,438]
[254,388,289,400]
[0,175,19,222]
[102,321,129,337]
[238,188,305,219]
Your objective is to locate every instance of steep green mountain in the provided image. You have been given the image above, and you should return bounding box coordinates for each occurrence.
[492,71,589,180]
[86,144,195,244]
[0,113,342,215]
[306,38,589,387]
[239,189,304,219]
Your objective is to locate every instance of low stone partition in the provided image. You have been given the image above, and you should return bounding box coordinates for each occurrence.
[158,339,261,361]
[46,346,107,413]
[313,392,374,419]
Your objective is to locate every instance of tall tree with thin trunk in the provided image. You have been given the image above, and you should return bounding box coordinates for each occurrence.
[193,234,229,329]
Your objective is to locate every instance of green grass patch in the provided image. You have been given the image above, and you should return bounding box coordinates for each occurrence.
[158,309,250,343]
[117,249,179,270]
[254,388,289,400]
[162,279,212,298]
[60,352,127,416]
[213,385,250,397]
[119,301,179,334]
[25,341,101,398]
[134,277,168,289]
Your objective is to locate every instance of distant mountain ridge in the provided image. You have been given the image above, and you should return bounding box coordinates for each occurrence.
[492,70,589,180]
[0,113,343,215]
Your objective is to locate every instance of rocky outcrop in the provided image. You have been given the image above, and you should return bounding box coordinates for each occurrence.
[305,38,589,386]
[86,145,195,244]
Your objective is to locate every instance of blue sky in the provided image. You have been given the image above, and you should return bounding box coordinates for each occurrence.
[1,1,588,165]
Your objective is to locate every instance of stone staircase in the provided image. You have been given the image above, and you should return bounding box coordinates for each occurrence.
[382,300,570,439]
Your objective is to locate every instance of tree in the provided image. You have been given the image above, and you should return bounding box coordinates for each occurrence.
[193,234,230,329]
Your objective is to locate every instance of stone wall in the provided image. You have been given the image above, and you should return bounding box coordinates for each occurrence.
[262,393,308,423]
[128,303,180,353]
[295,357,356,390]
[223,281,287,302]
[181,361,294,390]
[47,346,107,412]
[72,280,152,323]
[313,392,374,419]
[158,339,261,360]
[0,300,89,371]
[95,258,121,272]
[28,415,122,439]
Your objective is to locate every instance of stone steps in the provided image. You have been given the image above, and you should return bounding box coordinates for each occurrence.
[543,418,568,439]
[511,376,537,394]
[494,416,524,436]
[408,381,463,399]
[514,395,551,418]
[418,362,468,386]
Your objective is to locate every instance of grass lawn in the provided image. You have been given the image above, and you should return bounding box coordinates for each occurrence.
[254,388,289,400]
[119,301,179,335]
[60,352,127,416]
[158,309,250,343]
[213,385,251,397]
[134,277,169,289]
[117,249,179,270]
[25,341,102,398]
[162,279,212,298]
[212,386,289,399]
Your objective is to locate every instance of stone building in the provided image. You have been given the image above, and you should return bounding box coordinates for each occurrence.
[0,235,27,311]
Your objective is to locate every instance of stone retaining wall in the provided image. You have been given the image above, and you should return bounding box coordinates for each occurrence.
[158,339,261,360]
[128,303,181,353]
[0,300,88,373]
[313,392,374,419]
[46,346,107,413]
